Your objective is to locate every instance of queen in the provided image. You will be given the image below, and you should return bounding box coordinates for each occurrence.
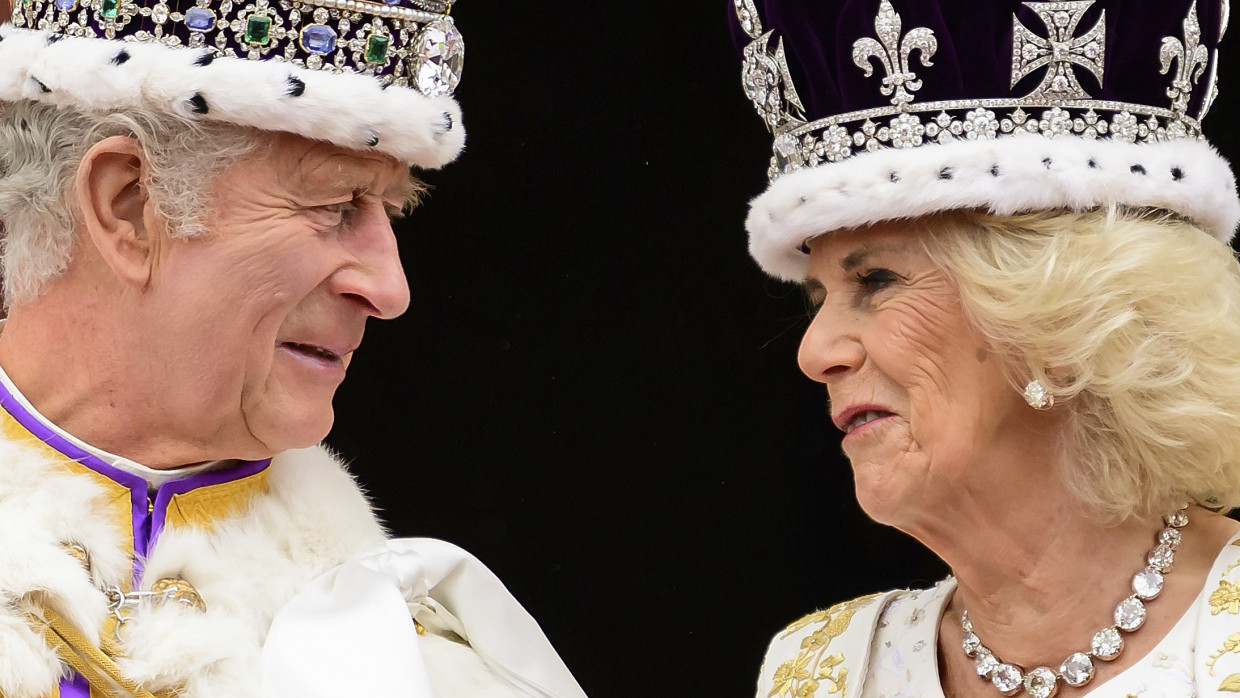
[731,1,1240,696]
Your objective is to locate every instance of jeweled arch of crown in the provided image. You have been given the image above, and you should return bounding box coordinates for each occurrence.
[7,0,464,96]
[734,0,1227,180]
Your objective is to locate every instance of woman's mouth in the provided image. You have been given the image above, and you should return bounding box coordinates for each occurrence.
[833,406,898,435]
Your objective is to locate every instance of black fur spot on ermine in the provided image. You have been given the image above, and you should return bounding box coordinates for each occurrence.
[188,93,209,115]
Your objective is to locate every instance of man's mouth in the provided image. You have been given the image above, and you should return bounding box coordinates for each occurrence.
[282,342,342,363]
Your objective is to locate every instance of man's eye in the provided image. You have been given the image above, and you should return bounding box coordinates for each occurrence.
[317,201,359,225]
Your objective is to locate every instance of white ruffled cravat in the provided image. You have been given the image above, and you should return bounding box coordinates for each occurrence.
[261,538,586,697]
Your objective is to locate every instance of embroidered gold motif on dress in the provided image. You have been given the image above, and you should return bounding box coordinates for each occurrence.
[1210,579,1240,614]
[1207,538,1240,692]
[767,594,881,698]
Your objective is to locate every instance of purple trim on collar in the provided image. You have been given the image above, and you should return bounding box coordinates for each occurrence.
[0,377,149,580]
[0,375,271,583]
[59,672,90,697]
[149,457,271,545]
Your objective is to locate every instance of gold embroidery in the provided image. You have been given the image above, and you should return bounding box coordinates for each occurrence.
[162,470,271,533]
[1208,633,1240,675]
[1219,673,1240,691]
[768,594,881,697]
[1211,579,1240,615]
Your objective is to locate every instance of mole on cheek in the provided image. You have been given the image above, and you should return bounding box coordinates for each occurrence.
[975,348,988,363]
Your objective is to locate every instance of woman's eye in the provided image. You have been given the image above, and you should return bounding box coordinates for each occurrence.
[857,268,899,290]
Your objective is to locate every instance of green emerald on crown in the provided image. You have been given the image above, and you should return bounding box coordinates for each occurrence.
[364,34,390,64]
[244,14,272,45]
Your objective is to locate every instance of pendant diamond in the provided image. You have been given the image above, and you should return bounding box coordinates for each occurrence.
[1023,667,1058,698]
[1060,652,1094,686]
[1165,509,1189,528]
[1091,626,1123,659]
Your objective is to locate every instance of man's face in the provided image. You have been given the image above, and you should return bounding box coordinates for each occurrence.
[140,133,413,459]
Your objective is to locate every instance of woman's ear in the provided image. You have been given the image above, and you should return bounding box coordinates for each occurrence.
[75,136,156,289]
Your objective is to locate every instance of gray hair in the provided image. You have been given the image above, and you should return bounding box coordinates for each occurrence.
[0,100,266,304]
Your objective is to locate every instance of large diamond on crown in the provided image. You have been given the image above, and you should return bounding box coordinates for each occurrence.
[412,18,464,98]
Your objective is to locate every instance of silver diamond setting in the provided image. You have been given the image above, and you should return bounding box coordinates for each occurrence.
[1060,652,1094,686]
[991,663,1023,694]
[1148,543,1176,571]
[1024,667,1059,698]
[975,647,1000,677]
[1023,380,1053,409]
[410,18,464,98]
[1132,568,1164,599]
[1091,626,1123,659]
[1114,595,1146,631]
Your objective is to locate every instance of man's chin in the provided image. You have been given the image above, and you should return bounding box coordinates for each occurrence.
[246,408,335,457]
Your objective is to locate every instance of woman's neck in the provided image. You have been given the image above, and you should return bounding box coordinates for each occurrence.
[929,503,1239,697]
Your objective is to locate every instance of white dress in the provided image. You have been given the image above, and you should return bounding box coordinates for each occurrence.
[757,535,1240,697]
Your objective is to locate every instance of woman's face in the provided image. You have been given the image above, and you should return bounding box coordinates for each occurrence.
[798,223,1051,530]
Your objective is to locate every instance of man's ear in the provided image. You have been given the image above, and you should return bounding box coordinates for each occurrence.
[75,136,156,288]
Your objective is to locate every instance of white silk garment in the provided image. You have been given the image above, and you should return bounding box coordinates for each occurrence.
[261,538,587,698]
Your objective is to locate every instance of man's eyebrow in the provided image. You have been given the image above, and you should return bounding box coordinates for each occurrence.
[382,173,429,218]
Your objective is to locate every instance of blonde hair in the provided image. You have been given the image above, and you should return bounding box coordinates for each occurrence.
[919,208,1240,521]
[0,100,266,304]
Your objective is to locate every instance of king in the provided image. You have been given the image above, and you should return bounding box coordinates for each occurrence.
[0,0,585,695]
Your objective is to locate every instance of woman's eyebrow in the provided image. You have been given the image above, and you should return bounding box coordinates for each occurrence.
[840,243,900,271]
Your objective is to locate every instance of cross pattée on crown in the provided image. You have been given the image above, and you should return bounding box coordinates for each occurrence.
[1011,1,1106,100]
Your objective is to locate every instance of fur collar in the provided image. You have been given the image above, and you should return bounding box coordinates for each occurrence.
[0,437,388,697]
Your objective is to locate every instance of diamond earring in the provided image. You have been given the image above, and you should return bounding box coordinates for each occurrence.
[1023,380,1054,410]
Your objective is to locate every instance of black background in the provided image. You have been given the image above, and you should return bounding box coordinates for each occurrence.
[325,4,1240,696]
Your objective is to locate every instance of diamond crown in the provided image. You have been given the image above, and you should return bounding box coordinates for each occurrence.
[735,0,1224,180]
[8,0,464,96]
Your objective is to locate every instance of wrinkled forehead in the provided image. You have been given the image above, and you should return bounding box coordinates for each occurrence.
[273,137,412,198]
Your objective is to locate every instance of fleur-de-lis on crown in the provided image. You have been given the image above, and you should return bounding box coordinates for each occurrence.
[851,0,938,108]
[1160,1,1211,116]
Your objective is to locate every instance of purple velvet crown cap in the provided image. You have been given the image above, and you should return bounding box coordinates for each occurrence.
[0,0,466,166]
[728,0,1226,130]
[728,0,1240,281]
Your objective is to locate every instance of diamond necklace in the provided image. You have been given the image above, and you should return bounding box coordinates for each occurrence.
[960,507,1188,698]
